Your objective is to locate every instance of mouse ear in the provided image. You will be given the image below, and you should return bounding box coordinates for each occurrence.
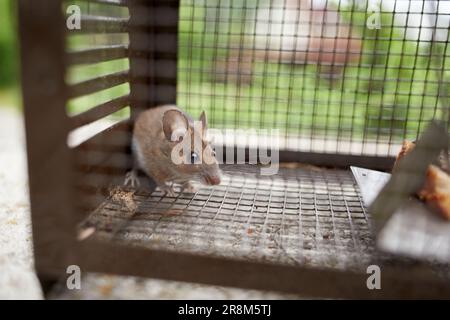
[163,109,188,142]
[199,111,208,132]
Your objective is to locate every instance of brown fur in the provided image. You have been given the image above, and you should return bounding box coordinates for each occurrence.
[131,105,221,194]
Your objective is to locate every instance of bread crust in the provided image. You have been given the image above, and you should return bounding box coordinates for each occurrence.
[394,140,417,168]
[394,141,450,221]
[418,165,450,220]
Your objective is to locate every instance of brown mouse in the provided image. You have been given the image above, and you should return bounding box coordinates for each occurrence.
[124,105,221,196]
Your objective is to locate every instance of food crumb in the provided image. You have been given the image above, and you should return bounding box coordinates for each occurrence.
[110,187,137,212]
[323,232,333,239]
[77,227,96,241]
[98,279,115,297]
[164,209,183,216]
[7,218,17,225]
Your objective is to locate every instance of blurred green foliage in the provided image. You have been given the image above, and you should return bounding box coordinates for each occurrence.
[340,3,450,137]
[0,0,18,88]
[177,1,449,141]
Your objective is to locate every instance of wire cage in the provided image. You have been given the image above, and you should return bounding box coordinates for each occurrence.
[19,0,450,298]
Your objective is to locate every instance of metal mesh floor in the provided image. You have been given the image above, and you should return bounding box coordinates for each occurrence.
[83,165,381,271]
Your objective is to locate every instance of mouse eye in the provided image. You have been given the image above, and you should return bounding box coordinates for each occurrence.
[211,149,216,157]
[190,152,199,164]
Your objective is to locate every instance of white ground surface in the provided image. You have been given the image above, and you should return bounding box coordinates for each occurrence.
[0,107,295,300]
[0,107,43,299]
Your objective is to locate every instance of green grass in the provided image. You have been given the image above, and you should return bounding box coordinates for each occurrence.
[66,58,130,116]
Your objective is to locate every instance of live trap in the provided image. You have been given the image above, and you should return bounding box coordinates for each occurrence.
[19,0,450,298]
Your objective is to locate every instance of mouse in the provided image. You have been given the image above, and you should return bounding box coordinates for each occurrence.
[124,105,222,196]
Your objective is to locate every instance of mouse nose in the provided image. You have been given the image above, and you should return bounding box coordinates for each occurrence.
[202,173,222,186]
[209,175,221,185]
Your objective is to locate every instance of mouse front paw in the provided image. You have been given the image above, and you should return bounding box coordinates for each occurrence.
[159,184,176,197]
[181,182,198,194]
[124,169,140,188]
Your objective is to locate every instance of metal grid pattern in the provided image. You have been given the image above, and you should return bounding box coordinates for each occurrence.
[83,165,382,271]
[177,0,450,156]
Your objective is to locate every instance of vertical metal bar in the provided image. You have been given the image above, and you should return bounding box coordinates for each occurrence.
[19,0,76,277]
[128,0,179,119]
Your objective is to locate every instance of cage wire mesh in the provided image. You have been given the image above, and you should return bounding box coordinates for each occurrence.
[64,0,450,155]
[85,165,381,271]
[177,0,450,156]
